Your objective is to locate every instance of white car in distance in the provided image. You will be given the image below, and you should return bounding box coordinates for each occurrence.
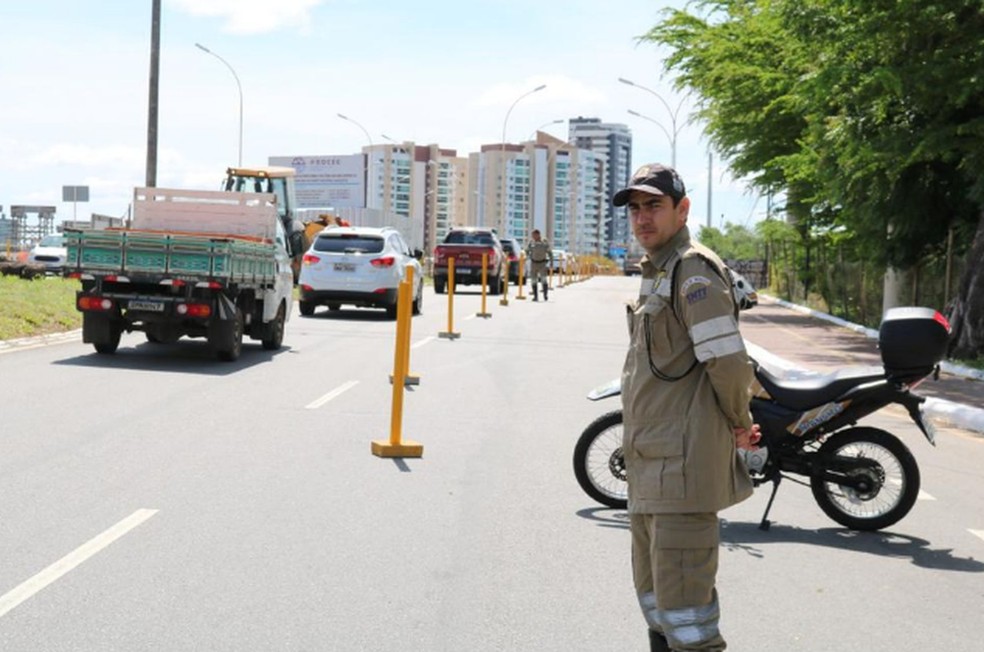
[298,226,423,318]
[28,233,68,273]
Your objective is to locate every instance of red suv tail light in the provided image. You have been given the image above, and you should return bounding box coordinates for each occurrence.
[303,254,320,266]
[371,256,396,268]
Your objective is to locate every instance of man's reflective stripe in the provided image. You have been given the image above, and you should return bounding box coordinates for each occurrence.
[694,333,746,361]
[690,315,737,345]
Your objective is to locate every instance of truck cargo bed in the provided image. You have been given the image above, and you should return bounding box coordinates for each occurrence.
[65,229,279,284]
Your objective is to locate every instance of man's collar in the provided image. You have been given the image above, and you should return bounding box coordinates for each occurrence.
[641,226,690,270]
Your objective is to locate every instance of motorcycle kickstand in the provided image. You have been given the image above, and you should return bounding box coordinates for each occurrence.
[759,476,782,531]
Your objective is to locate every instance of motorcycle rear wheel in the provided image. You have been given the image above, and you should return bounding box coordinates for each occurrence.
[810,427,920,531]
[573,410,628,509]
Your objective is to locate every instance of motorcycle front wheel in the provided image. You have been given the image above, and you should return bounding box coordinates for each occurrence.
[810,427,920,531]
[573,410,628,509]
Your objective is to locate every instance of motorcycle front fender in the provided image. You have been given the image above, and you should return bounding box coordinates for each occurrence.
[587,378,622,401]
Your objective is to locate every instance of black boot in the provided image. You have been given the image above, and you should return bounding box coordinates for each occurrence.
[531,284,538,301]
[649,629,671,652]
[542,281,549,301]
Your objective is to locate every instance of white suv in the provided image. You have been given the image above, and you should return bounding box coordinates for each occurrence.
[298,226,423,318]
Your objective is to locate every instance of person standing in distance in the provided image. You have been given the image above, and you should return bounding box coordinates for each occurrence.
[525,229,553,302]
[614,164,761,652]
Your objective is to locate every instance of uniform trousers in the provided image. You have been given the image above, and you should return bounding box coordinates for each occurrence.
[631,512,726,651]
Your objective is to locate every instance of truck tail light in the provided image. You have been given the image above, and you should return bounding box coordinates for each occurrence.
[78,296,114,311]
[177,303,211,318]
[303,254,320,266]
[371,256,395,268]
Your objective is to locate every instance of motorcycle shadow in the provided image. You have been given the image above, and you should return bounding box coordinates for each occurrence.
[575,507,630,530]
[720,520,984,573]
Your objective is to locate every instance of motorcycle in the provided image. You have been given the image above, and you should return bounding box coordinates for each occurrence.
[572,306,951,532]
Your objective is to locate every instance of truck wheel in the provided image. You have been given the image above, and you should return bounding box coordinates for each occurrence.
[84,313,122,355]
[299,301,315,317]
[215,309,243,362]
[262,303,286,351]
[94,323,122,355]
[434,278,446,294]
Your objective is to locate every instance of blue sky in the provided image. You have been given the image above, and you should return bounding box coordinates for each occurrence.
[0,0,766,233]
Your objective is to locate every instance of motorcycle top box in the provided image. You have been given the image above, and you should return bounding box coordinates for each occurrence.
[878,307,950,382]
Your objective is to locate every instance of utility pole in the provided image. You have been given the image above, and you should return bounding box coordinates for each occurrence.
[145,0,161,188]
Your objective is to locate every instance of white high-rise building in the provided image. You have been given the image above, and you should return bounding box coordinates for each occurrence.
[568,117,633,256]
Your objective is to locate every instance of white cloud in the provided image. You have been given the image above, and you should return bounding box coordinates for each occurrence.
[169,0,325,34]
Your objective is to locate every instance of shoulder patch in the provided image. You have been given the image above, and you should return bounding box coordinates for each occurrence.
[679,275,711,295]
[685,287,708,305]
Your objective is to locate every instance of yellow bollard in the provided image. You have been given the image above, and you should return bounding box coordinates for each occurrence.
[373,279,423,458]
[516,252,526,300]
[476,252,492,318]
[499,259,510,307]
[438,256,461,339]
[397,265,420,385]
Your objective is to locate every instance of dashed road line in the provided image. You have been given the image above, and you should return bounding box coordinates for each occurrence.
[970,530,984,543]
[0,508,158,619]
[411,336,435,350]
[305,380,359,409]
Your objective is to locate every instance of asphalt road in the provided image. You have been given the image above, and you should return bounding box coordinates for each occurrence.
[1,276,982,651]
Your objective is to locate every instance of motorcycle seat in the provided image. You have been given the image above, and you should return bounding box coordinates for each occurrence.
[754,363,886,410]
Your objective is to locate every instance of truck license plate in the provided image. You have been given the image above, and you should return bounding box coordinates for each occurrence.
[128,300,165,312]
[334,263,356,272]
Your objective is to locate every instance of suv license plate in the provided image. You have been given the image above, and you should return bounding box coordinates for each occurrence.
[334,263,356,272]
[129,300,165,312]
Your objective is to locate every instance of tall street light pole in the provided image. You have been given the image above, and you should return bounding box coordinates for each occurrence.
[500,84,546,236]
[196,43,243,167]
[338,113,374,208]
[145,0,161,187]
[619,77,687,168]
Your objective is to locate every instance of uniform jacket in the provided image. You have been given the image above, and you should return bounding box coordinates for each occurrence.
[621,226,754,514]
[526,240,552,264]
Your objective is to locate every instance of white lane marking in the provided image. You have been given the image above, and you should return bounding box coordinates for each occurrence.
[917,490,936,500]
[305,380,359,409]
[411,336,435,350]
[0,508,158,619]
[464,314,477,321]
[970,530,984,543]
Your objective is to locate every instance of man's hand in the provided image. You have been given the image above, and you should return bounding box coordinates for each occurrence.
[734,424,762,450]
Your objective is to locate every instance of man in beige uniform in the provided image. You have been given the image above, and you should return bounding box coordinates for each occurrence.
[525,229,553,301]
[614,164,760,652]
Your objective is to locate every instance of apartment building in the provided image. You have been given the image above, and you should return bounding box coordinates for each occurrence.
[568,117,632,254]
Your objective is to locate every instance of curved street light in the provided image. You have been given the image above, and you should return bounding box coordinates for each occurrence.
[338,113,374,208]
[528,118,564,142]
[196,43,243,167]
[619,77,687,168]
[500,84,546,234]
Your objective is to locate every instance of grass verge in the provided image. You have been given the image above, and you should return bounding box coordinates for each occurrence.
[0,276,81,341]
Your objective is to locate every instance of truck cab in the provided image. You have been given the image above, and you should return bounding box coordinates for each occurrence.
[223,166,306,279]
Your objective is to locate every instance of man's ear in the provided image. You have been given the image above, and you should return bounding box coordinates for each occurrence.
[677,196,691,225]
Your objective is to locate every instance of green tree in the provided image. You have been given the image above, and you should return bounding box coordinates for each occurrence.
[642,0,984,357]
